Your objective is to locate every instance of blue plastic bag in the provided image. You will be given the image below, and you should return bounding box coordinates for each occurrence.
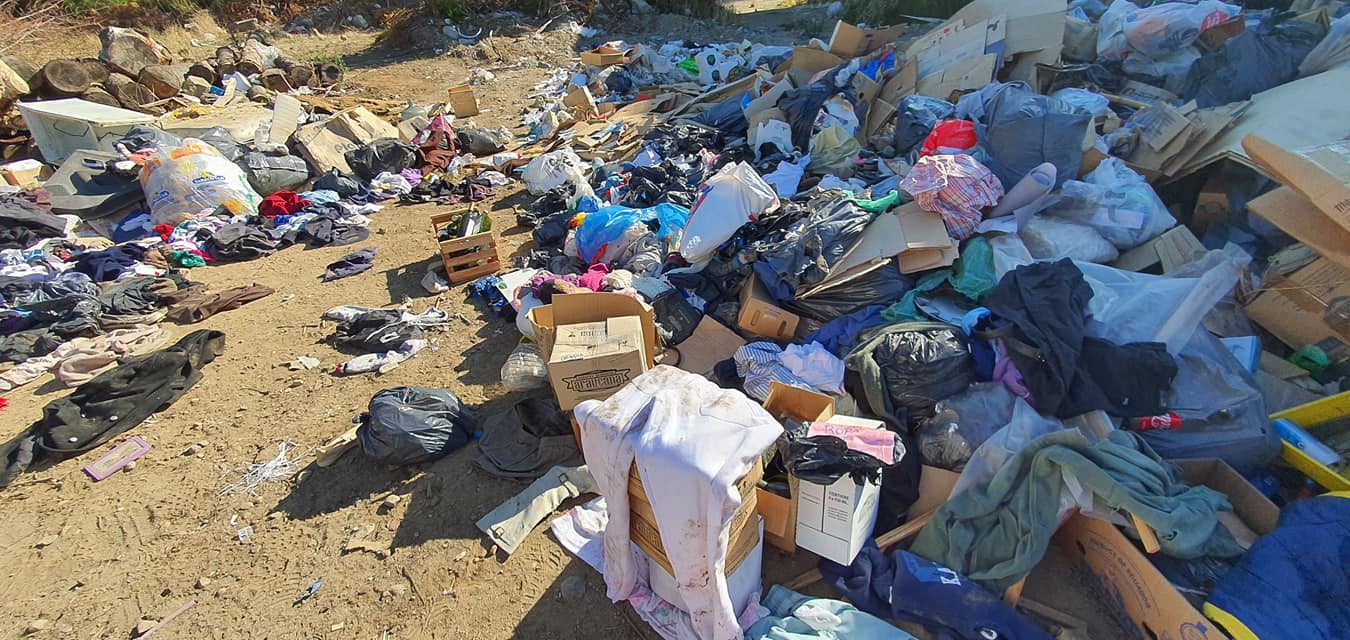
[575,203,689,264]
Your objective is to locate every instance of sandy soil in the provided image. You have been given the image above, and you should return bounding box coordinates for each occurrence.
[0,7,1130,640]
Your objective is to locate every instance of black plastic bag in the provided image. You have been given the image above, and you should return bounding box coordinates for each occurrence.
[198,126,243,163]
[691,94,749,135]
[457,128,505,156]
[118,125,182,152]
[345,138,416,181]
[315,168,361,197]
[782,259,914,323]
[241,152,309,196]
[751,191,878,301]
[650,288,702,346]
[845,322,977,427]
[358,386,475,466]
[785,434,898,485]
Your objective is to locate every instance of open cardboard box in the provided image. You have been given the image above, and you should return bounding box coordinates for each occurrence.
[738,273,802,341]
[529,292,659,412]
[757,381,834,552]
[1054,458,1279,640]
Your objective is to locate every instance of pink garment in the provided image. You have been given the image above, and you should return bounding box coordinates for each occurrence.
[578,263,612,291]
[900,154,1004,241]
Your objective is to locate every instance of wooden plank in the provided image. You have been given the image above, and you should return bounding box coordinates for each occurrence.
[445,263,499,284]
[1131,513,1161,553]
[442,251,494,270]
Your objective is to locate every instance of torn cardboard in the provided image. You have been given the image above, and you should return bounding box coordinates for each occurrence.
[1247,186,1350,270]
[1244,134,1350,236]
[1245,256,1350,363]
[827,21,907,58]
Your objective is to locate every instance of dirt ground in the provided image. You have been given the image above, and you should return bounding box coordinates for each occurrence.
[0,6,1129,640]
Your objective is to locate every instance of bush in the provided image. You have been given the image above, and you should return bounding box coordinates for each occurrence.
[842,0,971,26]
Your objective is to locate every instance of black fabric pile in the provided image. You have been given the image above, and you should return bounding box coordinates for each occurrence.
[330,309,423,353]
[0,196,66,250]
[399,177,495,205]
[0,329,226,487]
[204,223,278,262]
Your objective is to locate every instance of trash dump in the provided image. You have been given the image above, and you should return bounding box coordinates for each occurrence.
[2,6,1350,640]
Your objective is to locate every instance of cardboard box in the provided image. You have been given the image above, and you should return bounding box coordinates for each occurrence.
[547,316,648,411]
[775,47,844,88]
[1054,459,1278,640]
[580,44,632,67]
[528,292,658,364]
[294,106,399,174]
[908,465,960,519]
[646,519,764,615]
[0,159,49,187]
[794,415,885,565]
[630,460,762,575]
[671,316,745,378]
[447,85,479,117]
[1245,256,1350,363]
[737,273,801,341]
[827,21,907,58]
[757,381,835,552]
[1244,134,1350,236]
[1247,185,1350,271]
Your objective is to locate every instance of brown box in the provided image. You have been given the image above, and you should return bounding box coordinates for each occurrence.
[547,316,648,412]
[738,272,801,341]
[756,381,835,552]
[294,106,398,174]
[827,20,907,58]
[528,292,658,365]
[1245,256,1350,363]
[1244,134,1350,236]
[629,459,763,575]
[0,159,49,187]
[447,84,479,117]
[580,45,633,67]
[1054,459,1279,640]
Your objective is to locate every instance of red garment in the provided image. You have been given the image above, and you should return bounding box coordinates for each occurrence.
[153,224,176,242]
[258,191,309,218]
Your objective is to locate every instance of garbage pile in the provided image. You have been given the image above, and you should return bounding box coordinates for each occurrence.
[0,4,1349,640]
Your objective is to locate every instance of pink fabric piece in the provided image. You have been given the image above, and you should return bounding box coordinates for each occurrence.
[578,263,612,291]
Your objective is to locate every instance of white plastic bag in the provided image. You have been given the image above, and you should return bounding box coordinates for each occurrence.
[140,139,262,225]
[1097,0,1241,61]
[522,147,587,195]
[1019,216,1119,264]
[1046,157,1176,251]
[676,161,779,264]
[751,119,794,161]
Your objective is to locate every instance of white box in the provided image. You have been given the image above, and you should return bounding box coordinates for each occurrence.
[17,99,157,165]
[646,519,763,614]
[794,416,883,566]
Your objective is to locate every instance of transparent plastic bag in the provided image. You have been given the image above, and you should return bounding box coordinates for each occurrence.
[522,147,588,195]
[949,398,1065,498]
[1047,157,1176,251]
[500,342,548,391]
[1019,216,1119,264]
[1098,0,1241,61]
[140,139,263,225]
[917,382,1018,471]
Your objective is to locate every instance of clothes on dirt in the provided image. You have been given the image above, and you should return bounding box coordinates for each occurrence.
[0,329,225,488]
[322,247,377,282]
[746,584,917,640]
[473,398,581,479]
[978,259,1177,418]
[900,154,1004,241]
[97,276,176,317]
[399,176,496,204]
[357,386,477,466]
[73,244,147,282]
[0,328,63,363]
[909,429,1244,594]
[820,547,1052,640]
[204,223,277,262]
[0,325,170,392]
[164,283,274,324]
[0,196,66,251]
[258,191,309,218]
[476,465,596,555]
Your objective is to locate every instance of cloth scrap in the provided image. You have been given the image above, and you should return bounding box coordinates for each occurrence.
[900,154,1003,241]
[322,248,377,282]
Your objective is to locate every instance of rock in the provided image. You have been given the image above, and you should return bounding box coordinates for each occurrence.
[124,460,136,472]
[559,575,586,602]
[133,619,158,636]
[138,65,184,99]
[24,619,50,635]
[294,356,320,370]
[180,446,199,457]
[195,577,211,590]
[34,534,59,549]
[99,27,172,77]
[380,494,401,510]
[349,14,370,29]
[182,75,212,99]
[286,379,303,389]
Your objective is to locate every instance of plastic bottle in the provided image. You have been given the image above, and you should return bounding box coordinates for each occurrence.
[1273,418,1343,467]
[500,342,548,391]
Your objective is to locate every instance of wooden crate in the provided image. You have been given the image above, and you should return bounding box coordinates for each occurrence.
[628,460,763,575]
[431,206,500,284]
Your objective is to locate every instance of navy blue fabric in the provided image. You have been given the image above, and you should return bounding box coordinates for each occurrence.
[805,304,887,356]
[73,245,146,282]
[820,544,1052,640]
[1207,495,1350,639]
[322,248,377,282]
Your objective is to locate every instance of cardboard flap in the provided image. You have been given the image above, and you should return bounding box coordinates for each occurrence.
[1244,134,1350,232]
[763,380,834,422]
[1247,186,1350,270]
[828,21,907,58]
[529,292,657,366]
[827,203,955,279]
[776,47,845,88]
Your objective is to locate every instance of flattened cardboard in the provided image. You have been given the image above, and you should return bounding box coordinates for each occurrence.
[817,202,957,289]
[1054,459,1277,640]
[916,53,999,100]
[548,316,648,411]
[737,273,801,341]
[1111,226,1207,273]
[294,106,398,174]
[447,85,479,117]
[827,21,907,58]
[776,47,844,88]
[908,465,959,519]
[1190,173,1231,236]
[1245,256,1350,363]
[1247,186,1350,270]
[672,316,745,378]
[1244,134,1350,236]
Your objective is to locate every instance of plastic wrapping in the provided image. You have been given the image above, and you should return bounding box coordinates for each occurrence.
[241,152,309,196]
[893,96,955,156]
[358,386,476,465]
[1047,157,1175,251]
[574,203,689,264]
[197,126,243,163]
[949,398,1065,498]
[960,82,1091,190]
[500,342,548,391]
[753,191,876,301]
[784,260,914,322]
[808,124,863,176]
[846,322,977,426]
[140,139,263,225]
[677,161,779,264]
[523,147,588,195]
[1019,216,1119,264]
[315,169,361,197]
[1300,13,1350,76]
[1063,8,1098,61]
[919,120,978,156]
[918,382,1018,471]
[785,431,901,485]
[1049,88,1110,117]
[345,138,416,181]
[1097,0,1242,61]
